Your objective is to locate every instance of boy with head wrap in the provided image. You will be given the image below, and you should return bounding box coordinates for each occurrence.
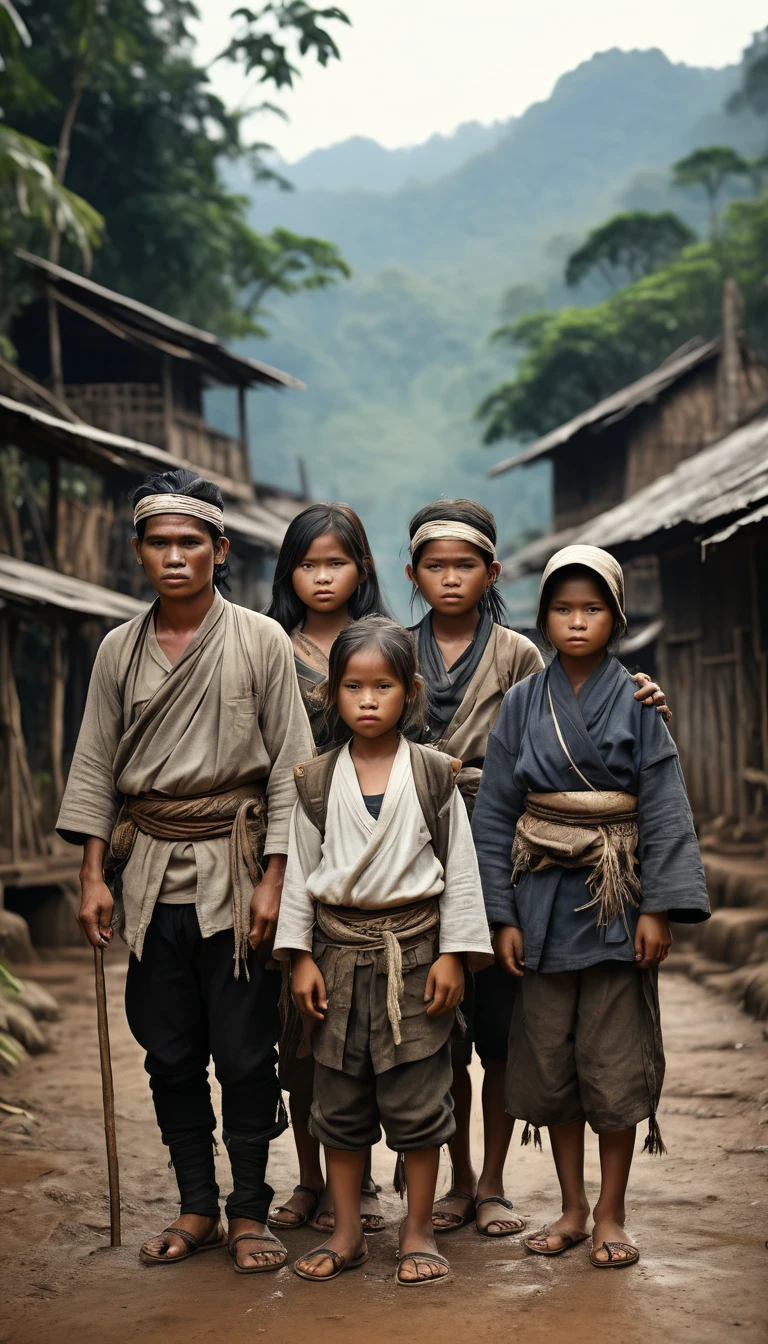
[57,470,313,1273]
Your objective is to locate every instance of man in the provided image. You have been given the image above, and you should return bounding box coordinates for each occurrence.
[58,469,313,1273]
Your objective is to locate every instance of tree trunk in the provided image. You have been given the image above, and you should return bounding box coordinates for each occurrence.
[48,57,89,399]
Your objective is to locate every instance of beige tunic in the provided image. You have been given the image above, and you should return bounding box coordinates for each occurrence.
[274,737,492,959]
[435,624,543,762]
[57,592,313,957]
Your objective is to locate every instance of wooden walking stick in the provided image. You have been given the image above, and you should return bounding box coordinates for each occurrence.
[94,946,121,1247]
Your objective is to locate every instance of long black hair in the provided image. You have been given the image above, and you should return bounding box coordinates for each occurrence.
[265,502,390,633]
[408,498,507,625]
[129,469,231,591]
[321,617,426,743]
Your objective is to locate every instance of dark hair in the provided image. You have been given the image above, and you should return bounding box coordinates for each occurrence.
[320,616,426,743]
[129,469,230,591]
[537,563,626,648]
[407,498,507,625]
[265,502,390,632]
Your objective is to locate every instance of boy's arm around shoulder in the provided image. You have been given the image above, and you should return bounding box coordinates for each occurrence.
[436,788,493,968]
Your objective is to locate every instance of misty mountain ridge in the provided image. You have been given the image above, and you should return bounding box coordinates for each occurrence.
[220,46,758,617]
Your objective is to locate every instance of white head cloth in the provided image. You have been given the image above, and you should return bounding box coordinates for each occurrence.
[409,519,496,559]
[133,494,225,534]
[537,544,626,630]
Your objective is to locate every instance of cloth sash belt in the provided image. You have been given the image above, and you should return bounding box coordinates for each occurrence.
[511,790,641,928]
[107,783,268,976]
[314,899,440,1046]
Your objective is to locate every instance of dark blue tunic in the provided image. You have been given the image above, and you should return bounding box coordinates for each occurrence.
[472,653,709,972]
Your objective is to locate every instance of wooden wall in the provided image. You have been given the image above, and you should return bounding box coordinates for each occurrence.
[657,527,768,827]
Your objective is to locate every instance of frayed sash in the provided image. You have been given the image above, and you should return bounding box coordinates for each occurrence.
[511,790,641,928]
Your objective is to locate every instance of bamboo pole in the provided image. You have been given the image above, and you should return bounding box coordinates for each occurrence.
[94,947,121,1248]
[50,619,66,809]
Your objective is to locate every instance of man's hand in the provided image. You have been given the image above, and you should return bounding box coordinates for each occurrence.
[634,912,671,969]
[425,953,464,1017]
[78,837,112,948]
[632,671,672,724]
[494,925,525,977]
[248,854,287,952]
[291,950,328,1021]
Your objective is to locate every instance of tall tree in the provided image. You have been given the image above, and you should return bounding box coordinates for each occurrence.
[672,146,749,235]
[2,1,351,338]
[565,210,696,292]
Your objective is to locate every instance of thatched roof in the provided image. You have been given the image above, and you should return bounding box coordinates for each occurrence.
[487,338,719,477]
[16,251,305,392]
[0,554,147,620]
[574,412,768,553]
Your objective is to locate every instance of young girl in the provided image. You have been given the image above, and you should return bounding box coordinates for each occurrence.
[406,501,671,1240]
[472,544,709,1267]
[265,503,389,1234]
[274,618,493,1285]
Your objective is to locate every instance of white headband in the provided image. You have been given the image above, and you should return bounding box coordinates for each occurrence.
[133,494,225,534]
[409,520,496,559]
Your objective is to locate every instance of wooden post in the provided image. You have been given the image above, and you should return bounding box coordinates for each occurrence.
[719,277,744,432]
[0,616,21,863]
[47,289,65,403]
[50,618,67,810]
[237,384,251,487]
[49,455,61,570]
[161,354,175,455]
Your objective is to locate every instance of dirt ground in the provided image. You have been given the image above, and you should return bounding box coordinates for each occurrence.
[1,947,767,1344]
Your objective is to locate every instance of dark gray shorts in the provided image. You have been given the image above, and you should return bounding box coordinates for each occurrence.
[310,1043,455,1151]
[506,961,664,1133]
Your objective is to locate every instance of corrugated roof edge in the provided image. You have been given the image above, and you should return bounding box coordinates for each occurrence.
[487,338,719,477]
[15,250,306,392]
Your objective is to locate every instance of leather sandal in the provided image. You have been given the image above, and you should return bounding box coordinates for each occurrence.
[432,1188,476,1234]
[475,1196,527,1237]
[396,1250,452,1287]
[293,1244,369,1281]
[139,1222,226,1265]
[524,1226,589,1256]
[229,1231,288,1274]
[589,1240,639,1268]
[268,1184,323,1230]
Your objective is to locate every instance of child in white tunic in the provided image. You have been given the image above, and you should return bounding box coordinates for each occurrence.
[274,618,492,1286]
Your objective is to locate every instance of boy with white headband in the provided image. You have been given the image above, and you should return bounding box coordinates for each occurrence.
[57,468,313,1275]
[405,500,671,1242]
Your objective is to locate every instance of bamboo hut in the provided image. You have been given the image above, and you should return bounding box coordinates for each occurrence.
[0,259,308,942]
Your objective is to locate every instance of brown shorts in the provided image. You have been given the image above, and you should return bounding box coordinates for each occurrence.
[506,961,664,1133]
[310,1043,455,1152]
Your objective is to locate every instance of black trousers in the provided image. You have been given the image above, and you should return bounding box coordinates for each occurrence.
[124,904,286,1224]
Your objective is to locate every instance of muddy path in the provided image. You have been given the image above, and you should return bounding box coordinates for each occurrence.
[1,947,766,1344]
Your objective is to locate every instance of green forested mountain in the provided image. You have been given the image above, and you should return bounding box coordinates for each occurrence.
[211,48,758,617]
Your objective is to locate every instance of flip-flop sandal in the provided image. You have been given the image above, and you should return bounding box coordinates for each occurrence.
[309,1205,386,1235]
[139,1223,226,1265]
[360,1188,386,1234]
[589,1240,639,1268]
[396,1251,452,1287]
[475,1196,527,1238]
[524,1226,589,1257]
[432,1188,476,1234]
[268,1184,323,1230]
[293,1245,369,1282]
[229,1231,288,1274]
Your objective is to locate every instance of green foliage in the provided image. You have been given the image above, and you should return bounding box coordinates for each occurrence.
[479,245,725,442]
[672,146,750,232]
[565,210,697,290]
[2,0,350,337]
[220,3,350,87]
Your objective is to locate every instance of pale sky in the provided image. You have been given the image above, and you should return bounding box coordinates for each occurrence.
[193,1,767,162]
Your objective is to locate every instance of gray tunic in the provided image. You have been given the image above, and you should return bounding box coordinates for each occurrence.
[472,654,710,972]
